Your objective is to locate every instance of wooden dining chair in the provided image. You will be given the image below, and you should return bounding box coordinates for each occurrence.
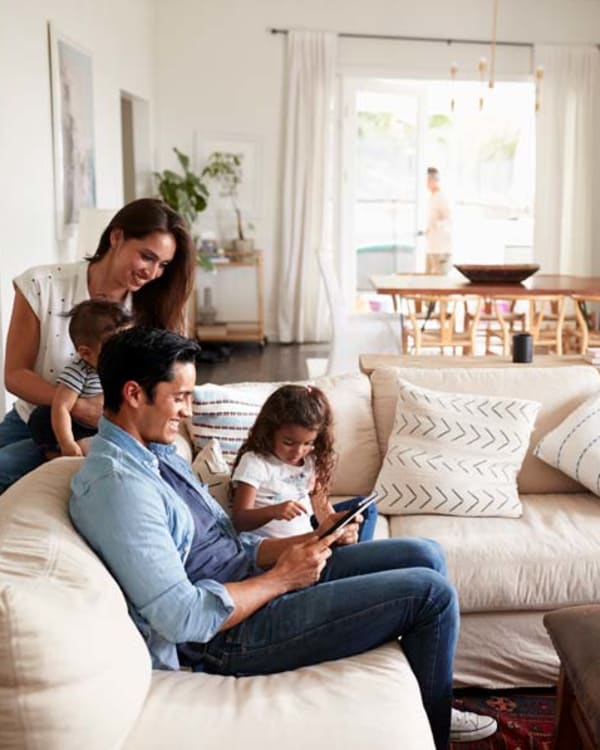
[463,296,528,356]
[527,295,567,355]
[566,294,600,354]
[401,294,483,355]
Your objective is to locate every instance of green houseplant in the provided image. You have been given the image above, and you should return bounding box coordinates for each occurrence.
[201,151,254,252]
[153,147,213,270]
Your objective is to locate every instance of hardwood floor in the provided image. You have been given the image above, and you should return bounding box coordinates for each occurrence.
[196,342,330,384]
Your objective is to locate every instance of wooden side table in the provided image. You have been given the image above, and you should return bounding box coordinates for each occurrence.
[543,605,600,750]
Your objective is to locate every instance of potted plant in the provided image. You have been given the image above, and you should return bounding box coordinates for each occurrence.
[153,147,213,270]
[201,151,254,254]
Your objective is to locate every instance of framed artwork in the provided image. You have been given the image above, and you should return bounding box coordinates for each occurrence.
[48,23,97,238]
[195,132,261,241]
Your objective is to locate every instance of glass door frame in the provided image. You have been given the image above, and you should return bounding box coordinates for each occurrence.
[338,75,428,309]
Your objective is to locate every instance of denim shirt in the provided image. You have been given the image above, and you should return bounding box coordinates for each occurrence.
[69,417,263,671]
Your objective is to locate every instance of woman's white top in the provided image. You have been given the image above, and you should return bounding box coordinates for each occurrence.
[13,261,91,422]
[232,451,316,538]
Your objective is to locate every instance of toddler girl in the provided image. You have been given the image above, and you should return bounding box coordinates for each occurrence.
[231,384,377,540]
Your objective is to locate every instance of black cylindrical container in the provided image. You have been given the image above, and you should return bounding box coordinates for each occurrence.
[512,332,533,363]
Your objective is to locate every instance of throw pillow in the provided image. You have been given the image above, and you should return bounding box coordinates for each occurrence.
[374,379,541,517]
[534,392,600,496]
[191,438,232,513]
[189,383,275,466]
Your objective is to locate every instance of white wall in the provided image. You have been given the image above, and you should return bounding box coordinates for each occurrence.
[154,0,600,341]
[0,0,155,413]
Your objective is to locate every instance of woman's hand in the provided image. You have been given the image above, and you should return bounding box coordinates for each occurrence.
[315,511,362,547]
[272,537,333,591]
[71,394,103,428]
[60,441,83,457]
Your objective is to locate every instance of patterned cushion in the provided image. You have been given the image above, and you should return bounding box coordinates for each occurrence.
[191,438,232,513]
[189,383,275,466]
[374,379,541,517]
[534,393,600,496]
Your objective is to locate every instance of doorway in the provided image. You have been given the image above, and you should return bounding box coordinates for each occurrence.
[341,77,536,311]
[120,92,152,202]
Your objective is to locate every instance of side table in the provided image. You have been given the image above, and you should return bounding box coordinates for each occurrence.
[543,605,600,750]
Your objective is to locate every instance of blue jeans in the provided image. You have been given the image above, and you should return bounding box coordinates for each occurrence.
[0,408,45,494]
[194,539,459,750]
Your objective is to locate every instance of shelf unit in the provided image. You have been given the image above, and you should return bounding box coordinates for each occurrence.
[195,253,265,346]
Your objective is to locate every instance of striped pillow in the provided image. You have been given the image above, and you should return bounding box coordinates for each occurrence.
[534,392,600,496]
[189,383,275,466]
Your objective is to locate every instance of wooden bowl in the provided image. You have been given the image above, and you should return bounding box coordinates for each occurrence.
[454,264,540,284]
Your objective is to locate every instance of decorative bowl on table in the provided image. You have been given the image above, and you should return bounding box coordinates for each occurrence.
[454,263,540,284]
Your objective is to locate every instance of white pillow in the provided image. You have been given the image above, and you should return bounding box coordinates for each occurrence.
[534,392,600,496]
[374,379,541,517]
[192,438,232,513]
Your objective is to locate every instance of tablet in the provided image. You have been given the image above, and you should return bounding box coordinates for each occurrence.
[317,491,380,539]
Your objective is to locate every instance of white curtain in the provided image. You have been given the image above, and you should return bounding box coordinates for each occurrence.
[277,30,337,343]
[534,45,600,274]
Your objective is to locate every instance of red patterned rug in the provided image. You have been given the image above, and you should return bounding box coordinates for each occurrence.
[451,689,556,750]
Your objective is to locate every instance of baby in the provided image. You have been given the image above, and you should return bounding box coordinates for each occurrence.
[28,299,132,457]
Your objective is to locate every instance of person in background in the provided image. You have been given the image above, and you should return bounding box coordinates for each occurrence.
[28,300,133,458]
[0,197,195,494]
[230,384,378,541]
[69,327,497,750]
[425,167,452,275]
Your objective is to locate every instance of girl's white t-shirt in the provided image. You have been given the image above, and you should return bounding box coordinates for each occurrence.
[232,451,316,538]
[13,261,91,422]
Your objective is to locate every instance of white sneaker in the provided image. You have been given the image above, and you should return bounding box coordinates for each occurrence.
[450,708,498,743]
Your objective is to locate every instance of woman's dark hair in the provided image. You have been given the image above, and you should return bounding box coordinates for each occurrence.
[232,384,337,504]
[98,327,201,413]
[88,198,195,332]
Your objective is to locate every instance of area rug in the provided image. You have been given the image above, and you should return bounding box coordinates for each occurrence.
[451,689,556,750]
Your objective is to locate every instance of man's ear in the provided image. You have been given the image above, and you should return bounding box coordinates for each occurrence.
[122,380,145,408]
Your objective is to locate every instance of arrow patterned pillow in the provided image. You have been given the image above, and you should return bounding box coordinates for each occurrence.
[374,379,541,517]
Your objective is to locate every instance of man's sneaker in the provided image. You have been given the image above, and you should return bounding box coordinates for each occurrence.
[450,708,498,743]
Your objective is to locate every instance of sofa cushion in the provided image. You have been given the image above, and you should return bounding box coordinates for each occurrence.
[371,365,600,494]
[124,643,434,750]
[534,393,600,497]
[192,438,232,512]
[190,374,380,497]
[374,378,540,517]
[389,492,600,613]
[0,459,151,750]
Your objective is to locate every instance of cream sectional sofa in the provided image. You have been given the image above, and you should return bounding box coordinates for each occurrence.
[2,358,600,750]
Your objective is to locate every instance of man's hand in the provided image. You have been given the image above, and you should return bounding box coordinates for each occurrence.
[272,537,333,591]
[271,500,308,521]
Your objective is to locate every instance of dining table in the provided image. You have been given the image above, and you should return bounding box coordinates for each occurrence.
[369,272,600,307]
[369,271,600,355]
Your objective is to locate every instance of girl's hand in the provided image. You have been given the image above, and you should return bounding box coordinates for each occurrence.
[271,500,308,521]
[315,511,363,546]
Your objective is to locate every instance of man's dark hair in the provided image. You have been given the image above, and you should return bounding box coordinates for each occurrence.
[98,327,201,413]
[427,167,440,180]
[66,299,133,348]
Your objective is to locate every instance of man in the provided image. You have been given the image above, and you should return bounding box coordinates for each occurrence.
[69,327,496,748]
[425,167,452,274]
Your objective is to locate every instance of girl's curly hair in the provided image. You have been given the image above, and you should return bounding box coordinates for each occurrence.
[232,384,337,503]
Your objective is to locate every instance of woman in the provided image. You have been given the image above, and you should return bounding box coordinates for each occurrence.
[0,198,195,493]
